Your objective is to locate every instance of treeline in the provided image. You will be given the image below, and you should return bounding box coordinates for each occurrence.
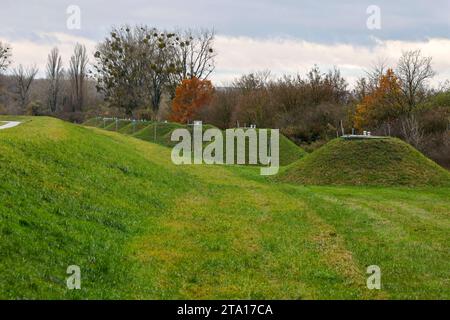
[203,68,349,142]
[0,25,449,167]
[0,26,215,122]
[0,41,99,122]
[199,55,449,166]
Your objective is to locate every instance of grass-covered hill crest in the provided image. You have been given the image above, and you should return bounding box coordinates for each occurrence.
[278,137,450,187]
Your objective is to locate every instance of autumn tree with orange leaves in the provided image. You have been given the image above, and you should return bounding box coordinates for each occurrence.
[170,77,214,123]
[354,68,404,131]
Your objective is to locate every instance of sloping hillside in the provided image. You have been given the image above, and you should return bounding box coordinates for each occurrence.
[1,116,449,299]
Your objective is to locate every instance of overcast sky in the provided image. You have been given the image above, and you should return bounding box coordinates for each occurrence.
[1,0,449,86]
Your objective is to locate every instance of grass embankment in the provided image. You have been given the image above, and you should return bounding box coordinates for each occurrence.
[83,118,306,166]
[119,121,152,135]
[1,116,449,299]
[278,137,450,186]
[132,122,187,148]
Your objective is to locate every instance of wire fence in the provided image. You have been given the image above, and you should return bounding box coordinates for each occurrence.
[93,117,172,141]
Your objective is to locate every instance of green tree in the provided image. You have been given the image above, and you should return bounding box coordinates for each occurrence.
[93,25,182,116]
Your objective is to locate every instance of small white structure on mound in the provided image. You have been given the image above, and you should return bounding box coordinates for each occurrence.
[0,121,21,130]
[341,133,388,140]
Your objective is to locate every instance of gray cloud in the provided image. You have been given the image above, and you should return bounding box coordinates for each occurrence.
[1,0,448,85]
[1,0,448,43]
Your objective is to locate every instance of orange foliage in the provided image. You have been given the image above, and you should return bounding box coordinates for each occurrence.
[170,77,214,123]
[354,69,403,130]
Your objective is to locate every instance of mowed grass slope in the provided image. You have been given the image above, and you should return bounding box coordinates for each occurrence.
[278,138,450,186]
[84,118,306,166]
[1,116,449,299]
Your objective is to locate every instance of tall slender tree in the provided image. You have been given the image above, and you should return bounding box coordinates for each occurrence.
[46,47,63,113]
[69,43,88,112]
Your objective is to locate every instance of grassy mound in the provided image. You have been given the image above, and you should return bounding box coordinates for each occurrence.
[278,134,306,166]
[83,118,305,165]
[278,137,450,186]
[132,122,186,148]
[82,118,132,131]
[133,124,305,165]
[104,119,132,132]
[118,121,152,134]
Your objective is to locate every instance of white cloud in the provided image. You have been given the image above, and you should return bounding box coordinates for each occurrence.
[2,32,450,88]
[0,32,97,76]
[213,36,450,87]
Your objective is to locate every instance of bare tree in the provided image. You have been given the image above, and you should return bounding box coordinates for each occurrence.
[69,43,88,112]
[396,50,435,113]
[0,42,12,73]
[233,70,271,91]
[13,64,38,111]
[177,29,215,80]
[364,57,388,91]
[401,114,424,149]
[168,29,216,97]
[46,47,63,113]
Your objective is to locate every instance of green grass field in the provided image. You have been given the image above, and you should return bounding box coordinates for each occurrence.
[0,116,449,299]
